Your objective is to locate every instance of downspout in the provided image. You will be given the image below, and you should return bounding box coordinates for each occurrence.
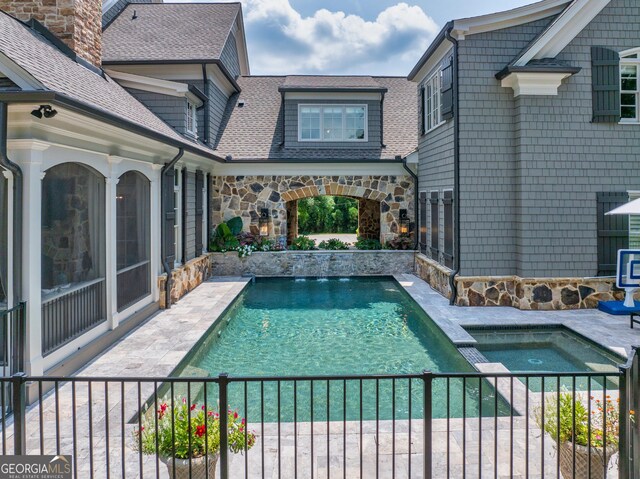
[444,28,461,306]
[201,64,210,145]
[402,157,419,250]
[0,102,22,305]
[160,148,184,309]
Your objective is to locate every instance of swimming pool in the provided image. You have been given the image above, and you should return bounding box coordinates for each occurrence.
[174,277,506,420]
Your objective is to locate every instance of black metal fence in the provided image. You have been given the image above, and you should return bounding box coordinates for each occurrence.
[41,279,106,356]
[0,302,25,377]
[0,350,638,478]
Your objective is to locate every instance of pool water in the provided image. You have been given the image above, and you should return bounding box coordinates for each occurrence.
[468,327,623,392]
[174,277,508,420]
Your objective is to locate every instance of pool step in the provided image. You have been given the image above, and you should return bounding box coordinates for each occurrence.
[458,347,490,365]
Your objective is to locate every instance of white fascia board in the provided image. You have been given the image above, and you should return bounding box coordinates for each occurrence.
[285,91,382,101]
[452,0,570,39]
[205,64,236,97]
[105,70,190,97]
[213,162,408,177]
[234,11,251,76]
[500,71,573,96]
[0,52,44,90]
[411,42,453,85]
[405,150,419,164]
[514,0,611,66]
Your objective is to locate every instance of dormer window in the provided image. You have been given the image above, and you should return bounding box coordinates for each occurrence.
[621,49,639,122]
[186,100,198,136]
[298,105,367,142]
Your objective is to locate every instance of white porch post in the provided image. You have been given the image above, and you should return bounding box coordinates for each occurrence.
[2,170,14,310]
[15,142,49,376]
[150,165,162,302]
[105,168,119,330]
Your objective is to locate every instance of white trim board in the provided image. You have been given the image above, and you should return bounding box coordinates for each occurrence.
[500,71,574,96]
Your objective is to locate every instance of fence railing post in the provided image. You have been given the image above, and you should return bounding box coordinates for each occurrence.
[631,347,640,479]
[219,373,229,479]
[12,372,26,455]
[423,370,433,479]
[619,361,630,479]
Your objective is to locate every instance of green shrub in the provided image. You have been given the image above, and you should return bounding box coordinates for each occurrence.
[354,237,382,250]
[386,235,414,250]
[318,238,350,250]
[210,217,243,252]
[289,235,317,251]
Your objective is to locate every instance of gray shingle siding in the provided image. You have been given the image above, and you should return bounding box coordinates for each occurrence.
[283,99,382,149]
[191,79,230,146]
[185,171,196,261]
[446,0,640,278]
[124,87,187,135]
[220,34,241,79]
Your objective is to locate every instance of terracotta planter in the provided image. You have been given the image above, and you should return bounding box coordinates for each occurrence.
[161,453,219,479]
[559,442,616,479]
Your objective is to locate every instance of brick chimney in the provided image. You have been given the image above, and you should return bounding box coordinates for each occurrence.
[0,0,102,68]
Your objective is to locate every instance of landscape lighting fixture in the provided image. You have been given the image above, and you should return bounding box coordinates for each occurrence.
[31,105,58,119]
[259,208,270,236]
[399,209,409,235]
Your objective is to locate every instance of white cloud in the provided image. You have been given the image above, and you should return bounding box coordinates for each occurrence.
[217,0,439,75]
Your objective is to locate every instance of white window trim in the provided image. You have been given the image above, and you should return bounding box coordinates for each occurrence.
[423,70,445,134]
[297,104,368,142]
[174,171,182,265]
[620,49,640,124]
[186,101,198,137]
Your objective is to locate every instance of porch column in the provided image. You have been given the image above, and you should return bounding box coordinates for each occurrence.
[16,143,49,376]
[149,166,162,302]
[105,173,119,330]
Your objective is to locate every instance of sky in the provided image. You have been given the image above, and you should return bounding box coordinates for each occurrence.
[168,0,535,76]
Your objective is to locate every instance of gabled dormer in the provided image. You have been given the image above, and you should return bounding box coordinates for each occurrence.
[278,76,388,150]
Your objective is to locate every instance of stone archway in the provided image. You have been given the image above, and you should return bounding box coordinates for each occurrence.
[211,175,414,243]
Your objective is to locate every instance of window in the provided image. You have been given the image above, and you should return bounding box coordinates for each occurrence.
[186,100,198,136]
[173,170,182,264]
[621,50,639,122]
[298,105,367,141]
[424,70,443,132]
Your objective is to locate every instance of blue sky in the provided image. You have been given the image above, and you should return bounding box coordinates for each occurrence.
[168,0,533,75]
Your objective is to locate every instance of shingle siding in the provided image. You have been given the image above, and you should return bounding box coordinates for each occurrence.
[449,0,640,278]
[190,79,231,146]
[283,99,382,149]
[220,34,241,79]
[124,87,187,135]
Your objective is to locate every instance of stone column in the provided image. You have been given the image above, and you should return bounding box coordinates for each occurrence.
[358,198,381,241]
[285,201,298,245]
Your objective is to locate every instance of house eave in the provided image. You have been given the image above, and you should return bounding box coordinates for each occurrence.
[498,70,577,97]
[277,87,388,94]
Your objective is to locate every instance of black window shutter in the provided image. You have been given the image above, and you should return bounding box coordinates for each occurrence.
[419,192,427,255]
[441,56,454,121]
[430,191,439,260]
[419,86,426,135]
[181,168,188,263]
[162,167,176,269]
[443,190,454,269]
[591,46,620,123]
[195,170,204,256]
[596,192,628,276]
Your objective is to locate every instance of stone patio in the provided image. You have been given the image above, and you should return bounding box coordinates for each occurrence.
[0,274,634,478]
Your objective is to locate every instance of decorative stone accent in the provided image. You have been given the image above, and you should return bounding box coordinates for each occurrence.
[414,254,452,299]
[158,254,213,308]
[454,275,626,310]
[211,175,414,243]
[1,0,103,67]
[358,198,381,240]
[210,251,415,277]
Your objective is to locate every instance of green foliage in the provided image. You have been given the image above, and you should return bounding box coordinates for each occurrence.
[386,235,414,250]
[289,235,317,251]
[354,237,382,250]
[318,238,350,250]
[210,218,243,252]
[536,392,620,448]
[226,217,243,236]
[297,196,358,234]
[134,398,255,459]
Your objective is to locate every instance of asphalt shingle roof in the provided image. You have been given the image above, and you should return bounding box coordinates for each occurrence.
[216,76,417,161]
[102,3,240,63]
[280,76,386,91]
[0,11,216,158]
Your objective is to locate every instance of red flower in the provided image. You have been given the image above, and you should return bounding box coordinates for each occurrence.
[195,425,206,438]
[234,412,238,419]
[191,404,197,411]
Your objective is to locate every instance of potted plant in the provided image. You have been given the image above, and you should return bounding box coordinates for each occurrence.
[537,392,619,479]
[134,398,256,479]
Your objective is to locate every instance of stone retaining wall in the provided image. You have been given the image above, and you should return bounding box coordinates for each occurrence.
[158,254,213,308]
[210,251,415,277]
[414,254,453,299]
[455,275,625,310]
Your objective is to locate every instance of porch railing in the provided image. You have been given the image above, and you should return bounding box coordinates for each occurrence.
[41,278,106,356]
[0,302,25,377]
[116,261,150,312]
[0,352,638,478]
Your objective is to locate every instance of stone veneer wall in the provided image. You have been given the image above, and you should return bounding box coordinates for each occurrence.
[211,251,415,277]
[158,254,213,308]
[414,254,452,299]
[211,175,414,243]
[455,276,625,310]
